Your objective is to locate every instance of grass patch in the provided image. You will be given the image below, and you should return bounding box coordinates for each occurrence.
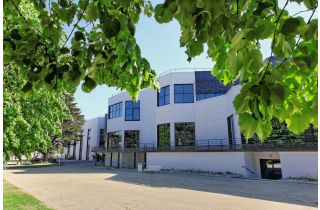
[4,180,53,210]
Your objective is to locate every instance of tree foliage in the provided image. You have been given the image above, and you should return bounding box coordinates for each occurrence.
[3,66,70,160]
[61,94,85,147]
[3,0,318,140]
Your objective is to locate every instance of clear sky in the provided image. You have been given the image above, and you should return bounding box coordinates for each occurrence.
[74,0,316,119]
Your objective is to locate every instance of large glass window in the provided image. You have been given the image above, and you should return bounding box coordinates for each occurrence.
[175,122,195,146]
[157,123,170,147]
[107,131,121,149]
[158,85,170,106]
[124,130,139,148]
[174,84,194,103]
[99,129,105,147]
[108,102,122,119]
[125,101,140,121]
[227,115,235,145]
[86,129,91,160]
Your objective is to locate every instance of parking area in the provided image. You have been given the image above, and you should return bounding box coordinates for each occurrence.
[3,161,318,210]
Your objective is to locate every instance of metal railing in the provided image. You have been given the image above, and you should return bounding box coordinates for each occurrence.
[110,68,212,97]
[91,135,318,153]
[157,68,212,78]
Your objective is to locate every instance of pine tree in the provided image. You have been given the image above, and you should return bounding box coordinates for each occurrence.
[61,94,85,159]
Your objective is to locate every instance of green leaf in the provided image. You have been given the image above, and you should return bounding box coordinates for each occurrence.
[274,34,292,58]
[196,0,204,8]
[247,19,275,40]
[270,83,285,105]
[238,113,259,138]
[186,40,204,57]
[230,31,245,51]
[286,112,311,133]
[256,120,272,140]
[85,2,98,22]
[81,76,97,93]
[303,0,317,9]
[281,17,306,37]
[58,0,68,8]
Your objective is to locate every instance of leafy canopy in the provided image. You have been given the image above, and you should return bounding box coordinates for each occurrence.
[3,65,70,160]
[3,0,318,140]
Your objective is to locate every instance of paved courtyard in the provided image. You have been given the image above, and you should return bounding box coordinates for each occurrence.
[4,161,318,210]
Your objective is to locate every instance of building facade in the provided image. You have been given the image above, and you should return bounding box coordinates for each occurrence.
[70,70,318,179]
[65,117,105,161]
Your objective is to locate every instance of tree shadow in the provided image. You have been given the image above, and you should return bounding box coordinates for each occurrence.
[104,170,317,207]
[7,163,317,207]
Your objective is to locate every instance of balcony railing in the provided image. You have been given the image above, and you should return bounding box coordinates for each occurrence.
[92,135,318,153]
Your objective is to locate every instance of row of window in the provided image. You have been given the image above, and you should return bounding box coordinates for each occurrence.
[158,84,194,106]
[106,122,196,149]
[108,101,140,121]
[108,84,195,120]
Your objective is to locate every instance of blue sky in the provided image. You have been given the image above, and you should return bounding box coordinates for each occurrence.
[74,1,316,119]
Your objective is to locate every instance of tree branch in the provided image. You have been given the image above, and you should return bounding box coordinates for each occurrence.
[276,5,318,69]
[9,0,58,46]
[62,0,90,48]
[292,4,318,17]
[265,0,289,72]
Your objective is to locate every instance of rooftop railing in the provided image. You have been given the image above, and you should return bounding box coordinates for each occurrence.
[110,68,212,97]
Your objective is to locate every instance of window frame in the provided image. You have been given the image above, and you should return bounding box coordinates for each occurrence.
[108,102,122,119]
[174,84,194,103]
[107,131,121,149]
[157,123,171,148]
[157,85,170,106]
[174,122,196,147]
[124,130,140,148]
[125,100,140,121]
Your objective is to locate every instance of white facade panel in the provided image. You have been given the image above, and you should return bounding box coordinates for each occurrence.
[147,152,246,176]
[280,152,318,179]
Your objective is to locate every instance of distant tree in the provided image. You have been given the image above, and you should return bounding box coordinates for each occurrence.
[61,94,85,159]
[3,66,70,161]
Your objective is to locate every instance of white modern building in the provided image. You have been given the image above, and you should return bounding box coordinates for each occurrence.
[70,70,318,180]
[65,116,105,161]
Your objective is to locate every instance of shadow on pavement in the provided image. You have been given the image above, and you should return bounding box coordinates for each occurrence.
[6,162,318,207]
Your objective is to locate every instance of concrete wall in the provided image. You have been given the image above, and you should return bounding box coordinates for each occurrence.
[280,152,318,179]
[147,152,246,175]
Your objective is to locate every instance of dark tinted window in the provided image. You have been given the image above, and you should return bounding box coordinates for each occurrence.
[158,85,170,106]
[124,130,139,148]
[174,84,194,103]
[175,122,195,146]
[107,131,121,149]
[157,123,170,147]
[108,102,122,119]
[125,101,140,121]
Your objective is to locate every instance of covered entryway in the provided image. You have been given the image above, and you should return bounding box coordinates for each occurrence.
[260,159,282,179]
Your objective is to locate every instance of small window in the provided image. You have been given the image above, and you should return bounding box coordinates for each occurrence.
[158,85,170,106]
[125,101,140,121]
[108,102,122,119]
[174,84,194,103]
